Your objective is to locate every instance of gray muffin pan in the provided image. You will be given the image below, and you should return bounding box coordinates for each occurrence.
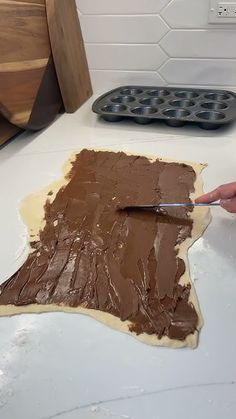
[92,86,236,130]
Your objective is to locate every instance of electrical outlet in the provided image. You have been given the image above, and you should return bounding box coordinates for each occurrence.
[218,2,236,17]
[209,0,236,23]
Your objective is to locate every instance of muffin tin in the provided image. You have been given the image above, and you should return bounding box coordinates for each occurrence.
[92,86,236,130]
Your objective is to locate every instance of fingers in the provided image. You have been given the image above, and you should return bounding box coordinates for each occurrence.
[195,189,220,203]
[217,183,236,199]
[196,182,236,204]
[220,197,236,213]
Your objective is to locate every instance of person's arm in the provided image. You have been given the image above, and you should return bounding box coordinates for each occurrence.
[195,182,236,213]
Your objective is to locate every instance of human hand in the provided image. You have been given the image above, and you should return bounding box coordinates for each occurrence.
[196,182,236,213]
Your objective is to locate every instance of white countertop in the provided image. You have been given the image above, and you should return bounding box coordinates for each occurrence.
[0,97,236,419]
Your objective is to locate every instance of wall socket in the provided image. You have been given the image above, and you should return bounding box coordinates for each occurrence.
[218,2,236,16]
[209,0,236,23]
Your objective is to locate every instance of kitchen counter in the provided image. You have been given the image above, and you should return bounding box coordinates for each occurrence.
[0,96,236,419]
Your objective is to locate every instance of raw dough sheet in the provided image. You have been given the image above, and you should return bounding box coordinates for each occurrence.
[0,149,211,348]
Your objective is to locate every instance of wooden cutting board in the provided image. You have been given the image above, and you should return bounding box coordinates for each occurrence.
[0,115,21,147]
[46,0,92,113]
[0,0,62,129]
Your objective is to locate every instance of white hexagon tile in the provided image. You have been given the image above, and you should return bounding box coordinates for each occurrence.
[76,0,171,15]
[76,0,236,93]
[159,59,236,86]
[80,15,169,44]
[86,45,168,71]
[160,30,236,59]
[89,71,166,94]
[161,0,211,29]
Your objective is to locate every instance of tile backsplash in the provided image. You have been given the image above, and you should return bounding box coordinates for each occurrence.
[76,0,236,94]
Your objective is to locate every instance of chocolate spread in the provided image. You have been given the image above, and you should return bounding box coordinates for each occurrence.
[0,150,198,341]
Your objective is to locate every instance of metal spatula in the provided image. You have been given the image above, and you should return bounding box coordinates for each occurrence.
[120,202,219,213]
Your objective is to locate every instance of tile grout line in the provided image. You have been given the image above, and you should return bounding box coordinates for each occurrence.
[160,0,175,15]
[155,71,168,86]
[85,41,165,45]
[81,13,165,17]
[90,69,161,73]
[85,42,167,46]
[159,57,236,60]
[89,68,167,72]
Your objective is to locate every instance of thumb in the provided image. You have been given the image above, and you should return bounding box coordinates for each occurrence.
[220,197,236,213]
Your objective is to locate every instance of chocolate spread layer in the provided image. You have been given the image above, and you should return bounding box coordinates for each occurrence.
[0,150,198,341]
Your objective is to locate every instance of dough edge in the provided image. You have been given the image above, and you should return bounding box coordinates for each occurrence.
[0,149,211,349]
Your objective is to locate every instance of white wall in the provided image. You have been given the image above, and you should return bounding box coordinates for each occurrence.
[76,0,236,94]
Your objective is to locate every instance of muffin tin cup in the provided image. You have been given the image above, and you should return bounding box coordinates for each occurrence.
[147,89,170,97]
[163,108,191,127]
[131,106,157,124]
[111,95,135,105]
[196,110,226,130]
[169,99,195,108]
[101,104,127,122]
[93,86,236,130]
[139,97,164,106]
[175,91,199,99]
[201,101,228,111]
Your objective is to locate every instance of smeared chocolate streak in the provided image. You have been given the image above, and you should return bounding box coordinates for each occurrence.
[0,150,198,340]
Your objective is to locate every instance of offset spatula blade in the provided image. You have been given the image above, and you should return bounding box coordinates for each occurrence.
[121,203,220,212]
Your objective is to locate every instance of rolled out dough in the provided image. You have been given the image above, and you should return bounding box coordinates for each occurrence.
[0,150,211,348]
